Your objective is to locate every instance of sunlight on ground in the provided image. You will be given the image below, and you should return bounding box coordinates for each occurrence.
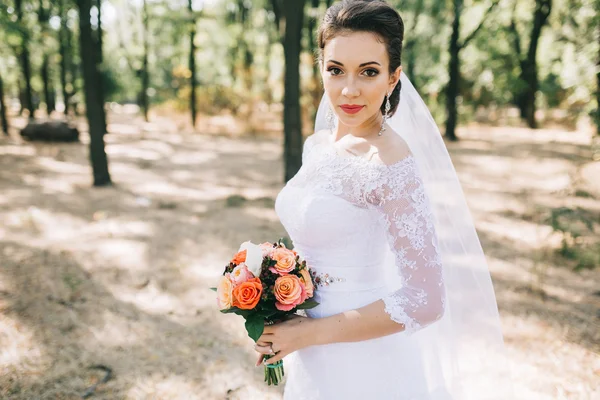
[0,114,598,398]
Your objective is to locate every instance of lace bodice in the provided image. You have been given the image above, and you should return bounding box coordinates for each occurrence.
[275,130,446,335]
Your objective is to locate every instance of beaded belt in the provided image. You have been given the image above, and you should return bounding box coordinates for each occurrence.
[307,264,387,292]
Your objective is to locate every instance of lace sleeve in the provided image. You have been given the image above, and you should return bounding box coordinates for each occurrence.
[367,155,446,335]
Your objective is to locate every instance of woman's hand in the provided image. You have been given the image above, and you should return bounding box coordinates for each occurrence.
[254,314,314,366]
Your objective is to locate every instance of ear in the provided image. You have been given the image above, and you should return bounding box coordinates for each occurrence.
[389,66,402,92]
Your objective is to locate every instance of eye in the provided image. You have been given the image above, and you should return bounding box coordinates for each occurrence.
[363,68,379,77]
[327,67,343,76]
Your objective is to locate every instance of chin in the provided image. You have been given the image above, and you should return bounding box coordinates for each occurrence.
[338,116,368,128]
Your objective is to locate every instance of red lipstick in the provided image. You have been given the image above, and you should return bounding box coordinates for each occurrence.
[340,104,365,114]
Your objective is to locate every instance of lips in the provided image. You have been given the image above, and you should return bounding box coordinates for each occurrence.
[340,105,365,115]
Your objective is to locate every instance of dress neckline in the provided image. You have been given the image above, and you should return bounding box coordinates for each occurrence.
[321,129,415,170]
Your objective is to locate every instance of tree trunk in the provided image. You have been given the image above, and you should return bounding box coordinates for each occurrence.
[41,55,55,114]
[77,0,112,186]
[39,0,55,114]
[15,0,35,118]
[445,0,461,142]
[141,0,150,122]
[0,74,9,136]
[307,0,321,123]
[445,0,497,140]
[283,0,306,182]
[96,0,104,63]
[58,0,71,115]
[65,4,80,115]
[188,0,197,128]
[404,0,425,86]
[597,21,600,136]
[95,0,107,132]
[515,0,552,129]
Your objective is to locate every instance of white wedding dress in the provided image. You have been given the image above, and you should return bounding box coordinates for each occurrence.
[274,129,452,400]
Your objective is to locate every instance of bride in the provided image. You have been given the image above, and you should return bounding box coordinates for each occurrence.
[255,1,513,399]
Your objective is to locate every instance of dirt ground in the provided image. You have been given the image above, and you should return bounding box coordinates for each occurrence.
[0,110,599,399]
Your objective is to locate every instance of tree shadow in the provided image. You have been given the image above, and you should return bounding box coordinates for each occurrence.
[0,240,283,399]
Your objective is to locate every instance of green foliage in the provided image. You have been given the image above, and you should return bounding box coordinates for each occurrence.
[0,0,596,128]
[546,207,598,270]
[245,314,264,342]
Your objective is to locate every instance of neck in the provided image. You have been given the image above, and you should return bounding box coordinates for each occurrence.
[334,112,384,142]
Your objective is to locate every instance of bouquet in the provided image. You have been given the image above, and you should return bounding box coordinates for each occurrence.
[212,239,318,385]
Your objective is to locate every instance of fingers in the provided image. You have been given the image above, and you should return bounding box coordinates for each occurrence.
[264,351,286,365]
[254,344,274,355]
[255,353,265,367]
[263,325,275,334]
[257,332,274,342]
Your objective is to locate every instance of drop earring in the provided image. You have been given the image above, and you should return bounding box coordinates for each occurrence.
[378,91,392,136]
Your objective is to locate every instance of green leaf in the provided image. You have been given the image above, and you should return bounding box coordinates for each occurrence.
[209,287,217,292]
[295,299,319,310]
[245,315,264,342]
[219,307,251,317]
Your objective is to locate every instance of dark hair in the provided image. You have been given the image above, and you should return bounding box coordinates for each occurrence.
[317,0,404,116]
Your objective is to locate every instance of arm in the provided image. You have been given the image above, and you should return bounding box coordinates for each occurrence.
[259,153,446,364]
[312,154,446,345]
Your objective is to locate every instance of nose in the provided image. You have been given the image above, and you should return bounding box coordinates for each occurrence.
[341,77,360,98]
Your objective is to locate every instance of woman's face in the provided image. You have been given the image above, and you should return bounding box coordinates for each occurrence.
[322,31,401,131]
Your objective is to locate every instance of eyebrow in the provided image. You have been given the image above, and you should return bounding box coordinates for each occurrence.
[327,60,381,67]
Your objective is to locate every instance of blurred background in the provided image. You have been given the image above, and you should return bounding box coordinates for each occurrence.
[0,0,598,399]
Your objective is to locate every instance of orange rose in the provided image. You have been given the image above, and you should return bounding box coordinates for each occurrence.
[269,248,297,275]
[232,277,263,310]
[216,274,234,310]
[274,275,307,311]
[298,268,314,298]
[231,249,247,265]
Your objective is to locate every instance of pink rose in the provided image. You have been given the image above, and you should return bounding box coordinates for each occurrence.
[269,248,297,275]
[274,274,307,311]
[259,242,275,258]
[231,263,253,284]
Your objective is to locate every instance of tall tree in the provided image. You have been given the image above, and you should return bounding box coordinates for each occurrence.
[0,73,8,136]
[58,0,72,115]
[140,0,150,122]
[94,0,107,132]
[306,0,322,121]
[591,0,599,138]
[14,0,35,117]
[77,0,111,186]
[509,0,552,129]
[401,0,424,83]
[445,0,498,141]
[188,0,197,128]
[38,0,56,114]
[281,0,306,181]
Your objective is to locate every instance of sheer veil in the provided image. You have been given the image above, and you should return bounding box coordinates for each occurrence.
[314,73,514,399]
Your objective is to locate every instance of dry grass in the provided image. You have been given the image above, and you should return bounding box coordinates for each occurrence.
[0,111,599,399]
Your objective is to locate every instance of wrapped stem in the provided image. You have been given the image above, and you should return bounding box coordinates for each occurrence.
[263,355,284,386]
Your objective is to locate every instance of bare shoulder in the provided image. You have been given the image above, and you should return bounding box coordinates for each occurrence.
[373,129,412,166]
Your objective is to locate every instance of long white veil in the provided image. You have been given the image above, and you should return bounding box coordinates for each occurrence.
[314,73,514,399]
